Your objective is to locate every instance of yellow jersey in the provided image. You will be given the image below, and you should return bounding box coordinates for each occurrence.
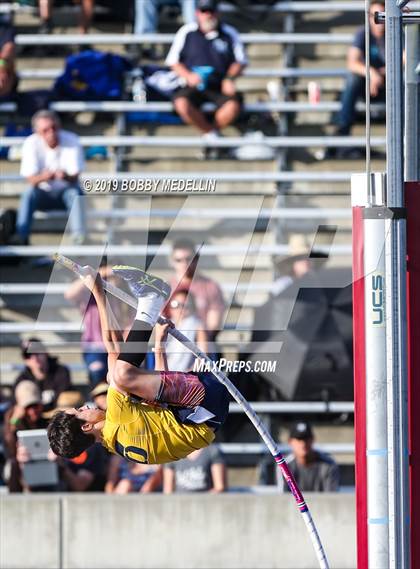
[101,387,215,464]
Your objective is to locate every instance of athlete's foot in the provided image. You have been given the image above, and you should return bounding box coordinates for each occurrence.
[112,265,171,300]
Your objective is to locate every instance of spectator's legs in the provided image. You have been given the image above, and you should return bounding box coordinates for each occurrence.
[134,0,160,34]
[114,479,133,494]
[180,0,196,25]
[61,186,86,243]
[214,99,241,130]
[173,96,213,133]
[335,72,365,135]
[16,186,51,242]
[79,0,95,34]
[83,351,108,387]
[38,0,53,32]
[7,458,24,493]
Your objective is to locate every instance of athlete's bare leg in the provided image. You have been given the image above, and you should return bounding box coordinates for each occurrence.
[81,265,205,407]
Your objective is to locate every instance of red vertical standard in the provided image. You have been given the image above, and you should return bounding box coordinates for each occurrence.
[406,181,420,569]
[352,206,368,569]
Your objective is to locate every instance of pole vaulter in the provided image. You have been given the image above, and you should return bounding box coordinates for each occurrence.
[54,253,329,569]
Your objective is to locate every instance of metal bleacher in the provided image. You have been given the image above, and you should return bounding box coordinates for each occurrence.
[0,1,371,471]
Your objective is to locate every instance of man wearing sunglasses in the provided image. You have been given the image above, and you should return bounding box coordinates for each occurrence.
[15,109,86,245]
[166,0,247,155]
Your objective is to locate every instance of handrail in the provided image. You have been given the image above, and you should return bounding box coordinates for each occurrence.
[50,100,383,113]
[1,321,248,333]
[0,135,387,148]
[219,443,354,454]
[0,282,275,294]
[26,207,352,220]
[16,67,350,80]
[0,1,367,14]
[0,100,386,114]
[1,171,354,183]
[14,32,354,46]
[0,243,352,257]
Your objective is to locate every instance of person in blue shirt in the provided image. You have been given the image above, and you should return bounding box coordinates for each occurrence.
[322,0,385,159]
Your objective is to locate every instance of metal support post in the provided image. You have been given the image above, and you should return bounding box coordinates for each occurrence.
[404,24,420,180]
[384,1,410,567]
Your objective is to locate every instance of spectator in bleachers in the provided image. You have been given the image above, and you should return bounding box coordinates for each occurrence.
[324,0,385,159]
[14,337,72,414]
[65,261,124,387]
[105,455,163,493]
[0,20,17,100]
[160,289,209,372]
[166,0,247,154]
[168,239,225,343]
[271,235,314,297]
[38,0,95,34]
[3,381,48,492]
[15,110,86,246]
[53,441,109,491]
[163,445,227,493]
[276,422,339,492]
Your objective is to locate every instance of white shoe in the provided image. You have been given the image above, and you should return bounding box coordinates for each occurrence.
[201,130,220,160]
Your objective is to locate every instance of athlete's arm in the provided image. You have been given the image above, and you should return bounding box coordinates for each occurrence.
[154,321,174,372]
[80,266,129,390]
[81,266,124,353]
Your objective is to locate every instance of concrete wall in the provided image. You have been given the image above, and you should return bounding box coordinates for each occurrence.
[0,493,356,569]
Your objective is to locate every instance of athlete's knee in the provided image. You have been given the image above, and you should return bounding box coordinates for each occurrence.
[112,359,134,390]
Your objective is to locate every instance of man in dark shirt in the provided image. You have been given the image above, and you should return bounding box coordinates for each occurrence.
[319,0,385,160]
[166,0,247,148]
[336,0,385,138]
[277,422,340,492]
[14,338,72,413]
